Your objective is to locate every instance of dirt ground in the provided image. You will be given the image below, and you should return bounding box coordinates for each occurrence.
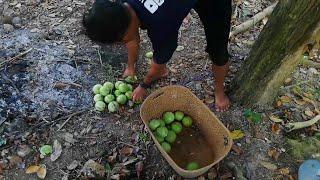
[1,0,319,179]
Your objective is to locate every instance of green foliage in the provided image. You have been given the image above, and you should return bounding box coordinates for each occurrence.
[244,109,262,123]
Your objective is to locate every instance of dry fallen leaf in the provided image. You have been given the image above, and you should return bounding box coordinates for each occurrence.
[231,144,242,155]
[50,140,62,162]
[8,155,22,167]
[280,95,291,103]
[135,161,143,178]
[294,99,306,106]
[82,159,105,177]
[268,148,280,160]
[220,172,233,180]
[271,123,281,134]
[37,165,47,179]
[120,147,133,156]
[276,100,282,107]
[26,165,40,174]
[304,110,315,117]
[108,152,117,163]
[269,115,284,123]
[260,161,278,170]
[278,167,290,175]
[230,130,245,140]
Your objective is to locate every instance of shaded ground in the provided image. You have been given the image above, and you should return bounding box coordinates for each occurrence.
[1,0,319,179]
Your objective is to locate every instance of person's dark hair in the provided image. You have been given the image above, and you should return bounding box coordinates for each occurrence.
[83,0,131,43]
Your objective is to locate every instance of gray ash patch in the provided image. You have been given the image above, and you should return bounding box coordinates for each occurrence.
[0,29,93,134]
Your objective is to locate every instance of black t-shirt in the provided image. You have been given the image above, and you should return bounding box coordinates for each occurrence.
[127,0,197,64]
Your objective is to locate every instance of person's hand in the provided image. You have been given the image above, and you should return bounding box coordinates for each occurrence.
[132,85,147,102]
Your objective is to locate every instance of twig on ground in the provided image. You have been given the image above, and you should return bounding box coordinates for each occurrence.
[229,3,278,37]
[123,158,138,166]
[97,49,103,66]
[31,109,90,130]
[57,116,73,131]
[0,48,33,68]
[285,115,320,132]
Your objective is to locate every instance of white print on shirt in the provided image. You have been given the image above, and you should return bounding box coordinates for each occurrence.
[139,0,164,14]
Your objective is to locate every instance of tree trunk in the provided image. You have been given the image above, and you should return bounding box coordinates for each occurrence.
[231,0,320,106]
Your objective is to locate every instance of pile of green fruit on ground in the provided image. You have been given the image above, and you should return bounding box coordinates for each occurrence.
[92,76,137,113]
[149,111,193,153]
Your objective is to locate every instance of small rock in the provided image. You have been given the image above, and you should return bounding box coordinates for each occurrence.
[1,15,12,24]
[170,78,177,82]
[17,145,31,157]
[308,67,319,75]
[91,128,99,134]
[12,17,21,28]
[207,170,217,180]
[195,83,202,91]
[284,78,292,85]
[81,159,105,177]
[3,24,14,33]
[63,132,78,144]
[67,160,79,170]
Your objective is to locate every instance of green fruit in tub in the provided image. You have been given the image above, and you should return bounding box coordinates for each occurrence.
[161,142,171,153]
[182,116,193,127]
[156,127,168,138]
[149,119,161,131]
[174,111,184,121]
[163,112,175,124]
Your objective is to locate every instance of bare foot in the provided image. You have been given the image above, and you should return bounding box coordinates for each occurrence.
[123,67,136,77]
[151,67,169,81]
[215,91,230,112]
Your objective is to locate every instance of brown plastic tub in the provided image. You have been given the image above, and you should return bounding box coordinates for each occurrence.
[140,85,233,178]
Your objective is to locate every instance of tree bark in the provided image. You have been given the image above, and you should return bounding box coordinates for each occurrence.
[231,0,320,106]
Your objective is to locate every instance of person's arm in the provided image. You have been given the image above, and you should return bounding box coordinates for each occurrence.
[125,38,139,70]
[123,31,140,77]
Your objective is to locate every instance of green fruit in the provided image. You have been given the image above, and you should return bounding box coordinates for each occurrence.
[99,86,110,96]
[104,94,115,103]
[125,91,133,100]
[175,111,184,121]
[114,90,122,97]
[118,83,129,93]
[156,127,168,138]
[165,130,177,144]
[116,94,127,105]
[161,142,171,153]
[149,119,161,131]
[186,162,199,170]
[40,145,53,156]
[103,82,114,90]
[163,112,175,124]
[115,81,124,89]
[92,84,102,94]
[145,51,153,59]
[156,135,164,143]
[125,76,137,84]
[94,94,103,102]
[127,84,133,91]
[171,122,183,134]
[108,101,119,112]
[182,116,193,127]
[159,120,166,127]
[95,101,106,112]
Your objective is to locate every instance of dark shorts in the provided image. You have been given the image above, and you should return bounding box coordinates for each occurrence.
[194,0,232,66]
